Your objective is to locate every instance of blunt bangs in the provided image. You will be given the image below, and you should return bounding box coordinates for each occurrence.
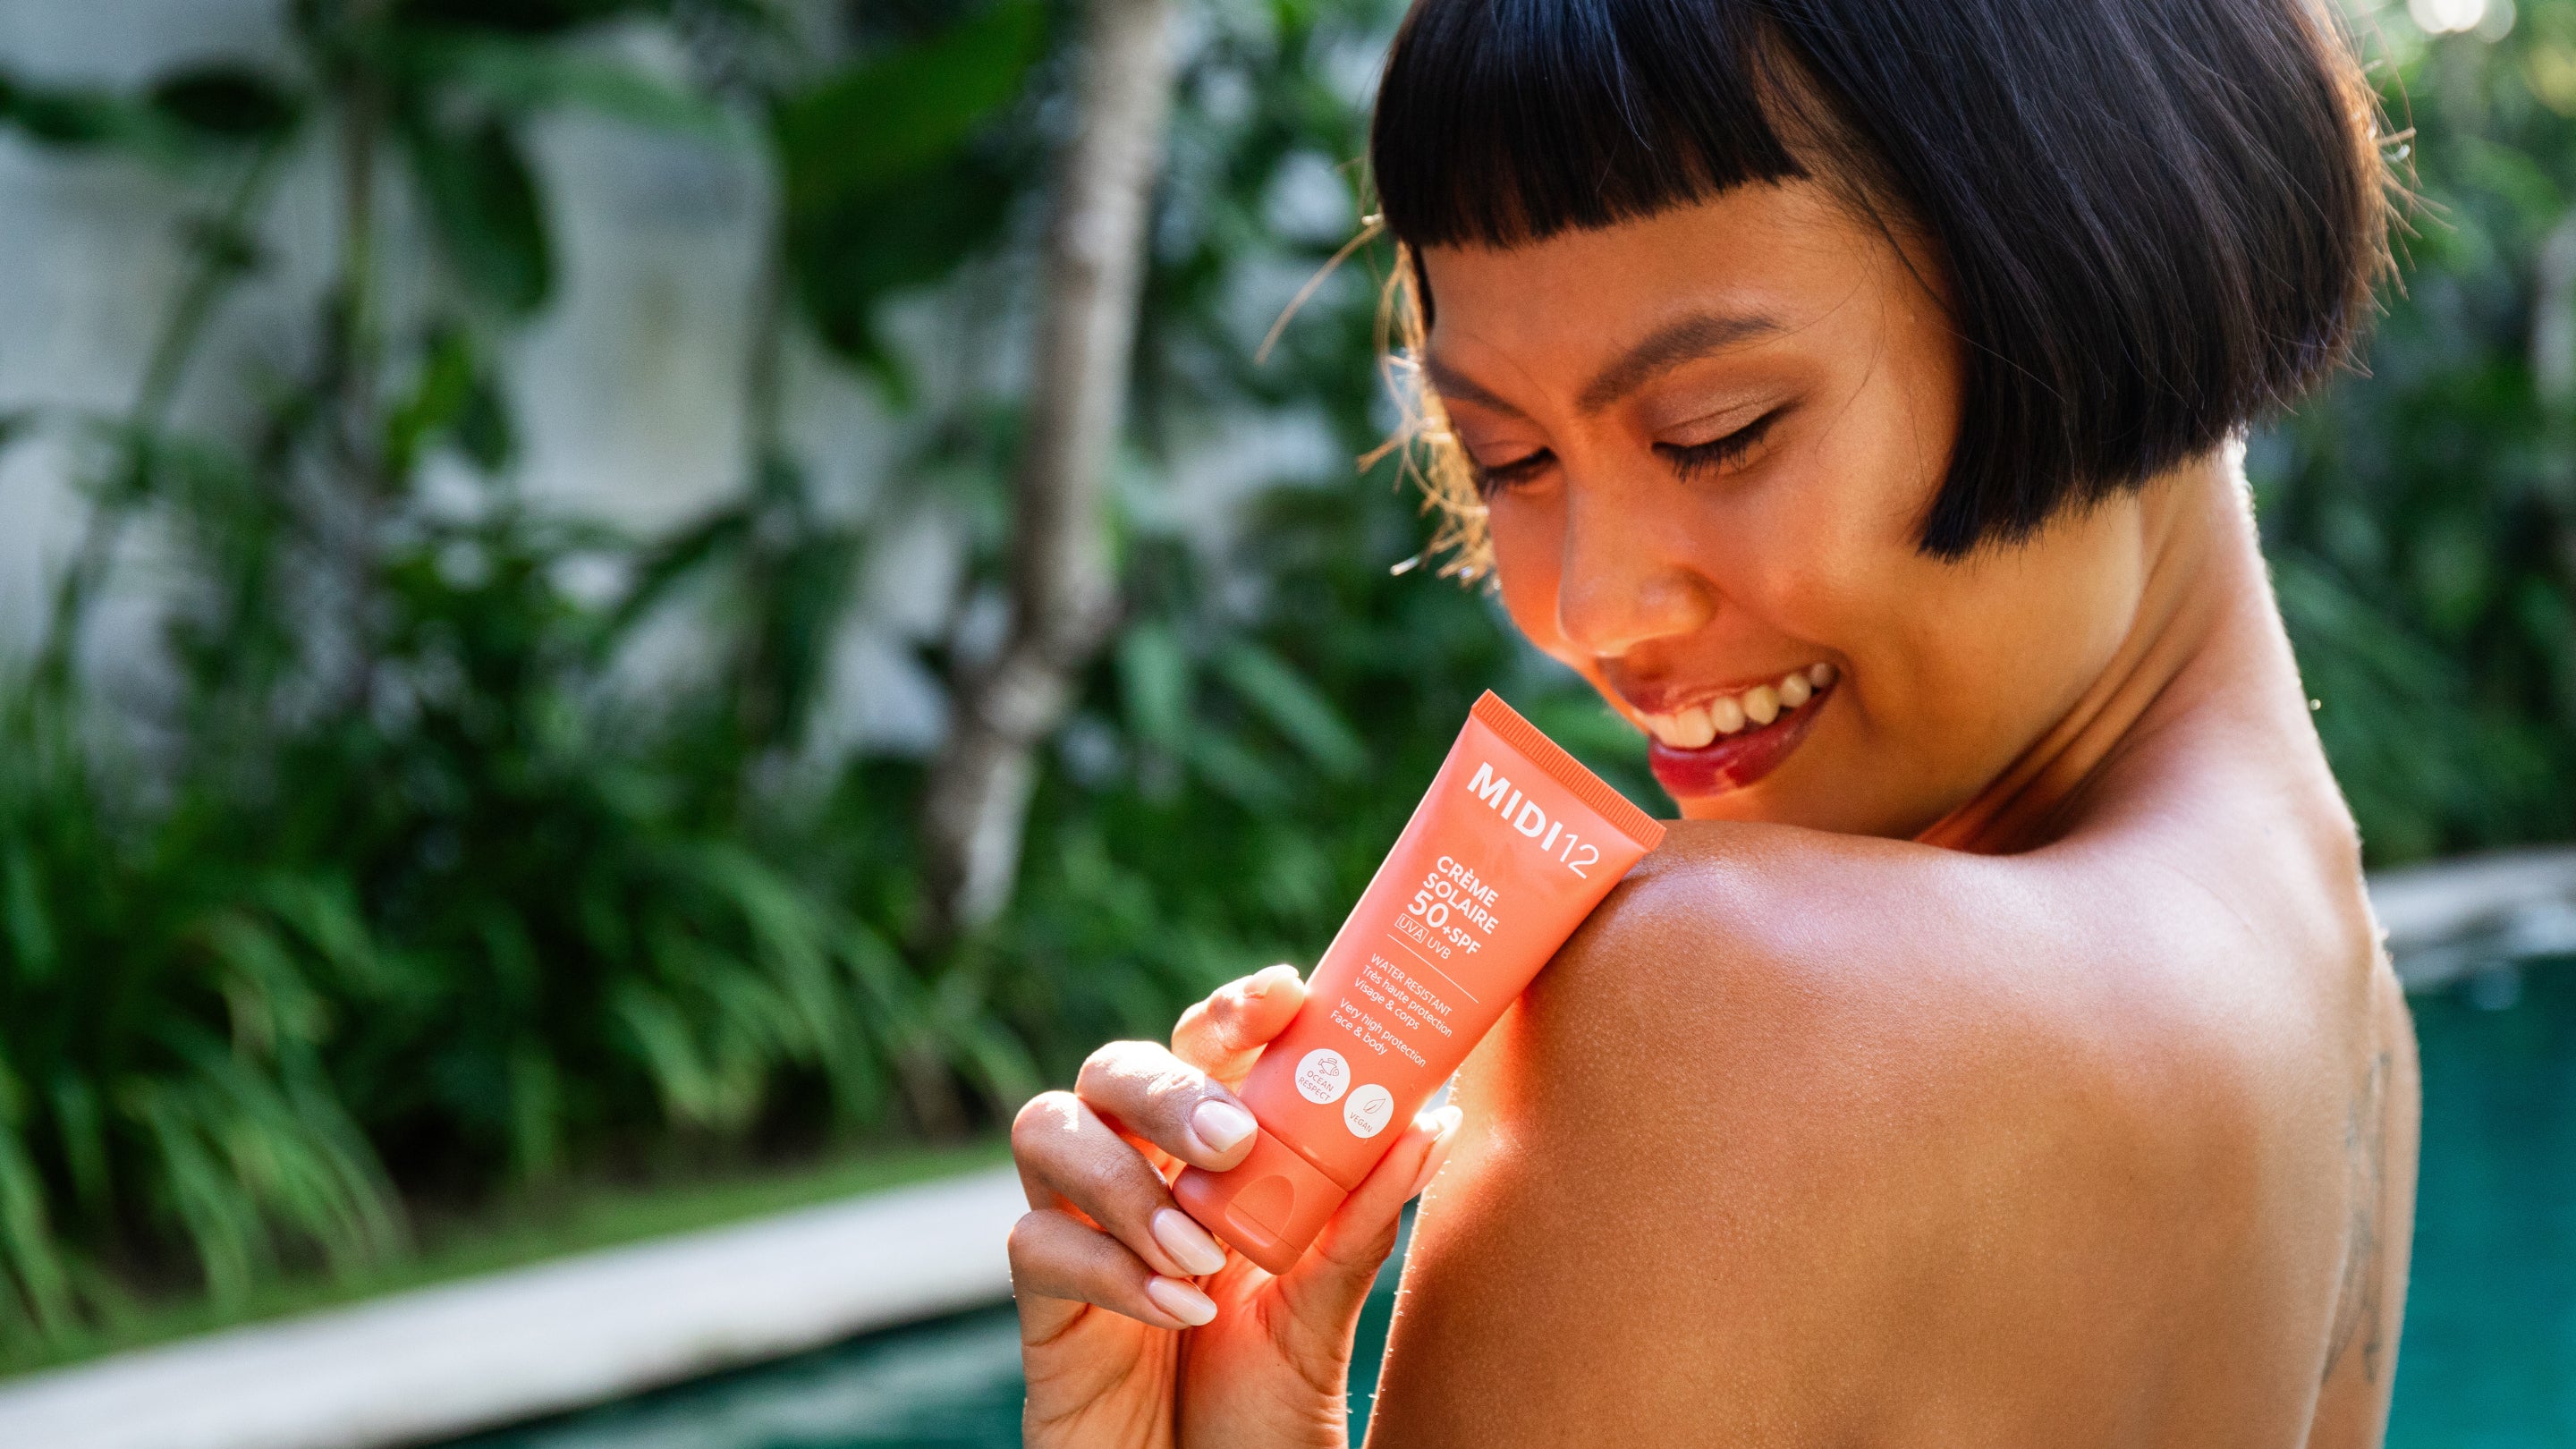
[1368,0,2390,561]
[1368,0,1802,250]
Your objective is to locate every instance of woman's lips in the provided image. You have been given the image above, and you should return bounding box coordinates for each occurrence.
[1644,676,1835,799]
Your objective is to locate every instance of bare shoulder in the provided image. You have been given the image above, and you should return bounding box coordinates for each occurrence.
[1371,809,2399,1447]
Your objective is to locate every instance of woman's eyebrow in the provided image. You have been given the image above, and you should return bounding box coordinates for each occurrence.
[1423,311,1783,421]
[1577,310,1781,414]
[1422,356,1528,419]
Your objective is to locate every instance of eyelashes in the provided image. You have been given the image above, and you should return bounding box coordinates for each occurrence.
[1467,408,1785,497]
[1467,451,1553,496]
[1655,409,1783,481]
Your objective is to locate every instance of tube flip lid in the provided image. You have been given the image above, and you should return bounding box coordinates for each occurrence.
[1172,1131,1347,1276]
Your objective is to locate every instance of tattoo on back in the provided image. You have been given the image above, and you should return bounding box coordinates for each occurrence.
[2323,1050,2392,1386]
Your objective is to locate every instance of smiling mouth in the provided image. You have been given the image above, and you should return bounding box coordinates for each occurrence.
[1631,662,1838,799]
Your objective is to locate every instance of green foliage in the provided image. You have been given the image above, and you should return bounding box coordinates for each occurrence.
[147,67,306,143]
[773,1,1043,213]
[775,2,1046,384]
[410,32,732,137]
[0,699,402,1327]
[2254,6,2576,862]
[0,0,1038,1345]
[401,113,555,314]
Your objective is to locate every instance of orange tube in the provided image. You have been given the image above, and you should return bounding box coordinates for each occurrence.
[1174,691,1665,1274]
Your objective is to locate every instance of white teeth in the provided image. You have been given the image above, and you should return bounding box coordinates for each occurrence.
[1646,707,1716,748]
[1642,664,1835,748]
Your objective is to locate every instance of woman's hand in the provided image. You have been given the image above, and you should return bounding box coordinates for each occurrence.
[1010,964,1461,1449]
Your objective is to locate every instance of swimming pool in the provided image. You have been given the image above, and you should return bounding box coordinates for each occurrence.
[449,961,2576,1449]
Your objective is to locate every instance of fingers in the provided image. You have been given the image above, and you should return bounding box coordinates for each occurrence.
[1318,1102,1460,1269]
[1076,1038,1262,1172]
[1009,1208,1217,1335]
[1013,1089,1233,1280]
[1170,965,1307,1080]
[1273,1104,1462,1342]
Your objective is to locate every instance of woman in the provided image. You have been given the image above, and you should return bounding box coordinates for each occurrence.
[1007,0,2419,1444]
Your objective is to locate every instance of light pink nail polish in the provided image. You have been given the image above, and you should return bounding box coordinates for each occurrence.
[1146,1275,1218,1326]
[1153,1207,1229,1275]
[1191,1098,1256,1154]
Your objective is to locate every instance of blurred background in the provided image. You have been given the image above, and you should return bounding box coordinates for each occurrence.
[0,0,2564,1445]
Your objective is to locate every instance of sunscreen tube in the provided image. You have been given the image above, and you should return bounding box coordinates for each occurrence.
[1174,691,1665,1274]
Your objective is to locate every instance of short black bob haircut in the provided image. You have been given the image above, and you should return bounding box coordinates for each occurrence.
[1368,0,2391,561]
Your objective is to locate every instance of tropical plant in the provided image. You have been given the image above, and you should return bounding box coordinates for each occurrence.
[2258,2,2576,862]
[0,0,1049,1341]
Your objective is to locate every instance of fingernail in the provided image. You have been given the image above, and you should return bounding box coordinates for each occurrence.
[1147,1275,1218,1326]
[1152,1207,1229,1276]
[1251,963,1303,994]
[1192,1098,1257,1154]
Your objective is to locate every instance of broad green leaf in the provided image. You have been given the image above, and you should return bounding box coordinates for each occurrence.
[253,874,386,996]
[47,1077,108,1213]
[0,1120,71,1335]
[505,1046,563,1181]
[148,65,303,143]
[945,1016,1041,1112]
[386,324,516,476]
[2,845,55,985]
[134,1091,262,1305]
[402,114,555,316]
[1214,643,1366,777]
[199,913,332,1055]
[0,71,171,153]
[772,0,1044,217]
[612,977,723,1126]
[768,6,1043,381]
[474,908,543,1010]
[789,148,1021,382]
[417,34,731,138]
[1117,623,1193,749]
[1182,730,1291,814]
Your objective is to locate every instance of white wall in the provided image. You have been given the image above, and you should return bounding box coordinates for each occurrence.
[0,0,957,754]
[0,0,1360,762]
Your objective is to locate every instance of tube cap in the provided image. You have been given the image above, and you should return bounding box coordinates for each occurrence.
[1173,1131,1350,1276]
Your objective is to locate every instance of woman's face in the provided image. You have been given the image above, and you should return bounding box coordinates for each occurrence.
[1420,181,2151,835]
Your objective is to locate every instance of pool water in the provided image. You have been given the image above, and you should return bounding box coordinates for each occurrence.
[452,963,2575,1449]
[2387,961,2576,1447]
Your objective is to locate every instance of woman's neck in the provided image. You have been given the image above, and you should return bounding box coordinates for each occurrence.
[1918,448,2273,854]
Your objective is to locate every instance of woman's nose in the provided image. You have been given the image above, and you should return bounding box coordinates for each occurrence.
[1552,475,1717,658]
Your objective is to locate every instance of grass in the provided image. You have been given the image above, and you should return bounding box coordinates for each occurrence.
[0,1137,1010,1380]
